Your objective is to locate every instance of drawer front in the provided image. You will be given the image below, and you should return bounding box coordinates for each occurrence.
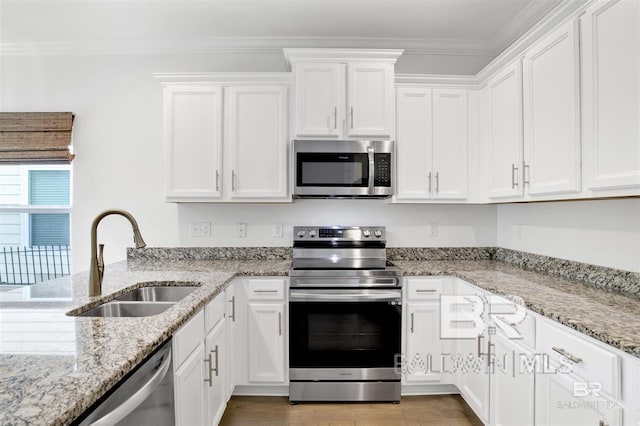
[538,319,620,398]
[406,277,451,300]
[173,310,205,368]
[205,292,226,333]
[247,278,286,300]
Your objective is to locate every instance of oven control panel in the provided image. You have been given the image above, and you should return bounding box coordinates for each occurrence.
[294,226,385,241]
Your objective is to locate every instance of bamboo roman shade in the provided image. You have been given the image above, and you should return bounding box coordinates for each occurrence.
[0,112,75,163]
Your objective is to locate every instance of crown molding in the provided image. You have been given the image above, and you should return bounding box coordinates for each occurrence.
[491,0,561,53]
[395,73,480,88]
[0,36,497,58]
[154,72,293,85]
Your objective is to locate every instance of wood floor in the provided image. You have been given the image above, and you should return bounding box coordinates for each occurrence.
[220,395,483,426]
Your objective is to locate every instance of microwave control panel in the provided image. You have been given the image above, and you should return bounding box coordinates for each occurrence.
[374,154,392,187]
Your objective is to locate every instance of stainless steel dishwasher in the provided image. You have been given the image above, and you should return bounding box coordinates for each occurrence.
[74,338,175,426]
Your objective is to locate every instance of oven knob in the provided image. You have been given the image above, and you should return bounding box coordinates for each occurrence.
[362,229,371,238]
[374,229,383,238]
[308,229,317,238]
[296,229,306,238]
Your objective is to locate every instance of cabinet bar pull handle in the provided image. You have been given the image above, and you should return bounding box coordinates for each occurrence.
[552,346,582,364]
[435,172,440,194]
[523,163,530,185]
[410,313,414,333]
[254,289,278,293]
[488,342,494,367]
[477,334,484,357]
[215,170,220,192]
[211,346,219,377]
[463,296,477,304]
[278,311,282,336]
[416,289,437,293]
[228,295,235,321]
[350,106,354,129]
[511,163,519,189]
[231,170,237,191]
[428,172,432,194]
[334,106,338,130]
[204,353,213,386]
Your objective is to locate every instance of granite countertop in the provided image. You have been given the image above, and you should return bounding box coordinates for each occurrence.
[395,259,640,358]
[0,256,638,425]
[0,259,290,426]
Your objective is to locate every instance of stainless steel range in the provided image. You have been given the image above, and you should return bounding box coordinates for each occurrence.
[288,226,403,403]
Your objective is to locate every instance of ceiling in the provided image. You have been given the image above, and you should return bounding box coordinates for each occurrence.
[0,0,563,56]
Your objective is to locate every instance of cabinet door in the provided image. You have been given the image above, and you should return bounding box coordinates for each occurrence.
[164,85,223,201]
[174,343,206,426]
[226,85,289,200]
[582,0,640,191]
[248,302,285,383]
[432,89,468,200]
[294,63,343,138]
[535,370,622,426]
[347,63,394,138]
[406,303,444,383]
[395,87,433,201]
[204,320,226,426]
[225,285,236,400]
[523,19,581,196]
[483,61,524,199]
[456,331,490,424]
[490,333,534,426]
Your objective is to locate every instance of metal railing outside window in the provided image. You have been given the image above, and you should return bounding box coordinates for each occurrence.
[0,245,71,285]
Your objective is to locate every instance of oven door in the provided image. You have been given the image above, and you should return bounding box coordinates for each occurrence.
[289,289,402,380]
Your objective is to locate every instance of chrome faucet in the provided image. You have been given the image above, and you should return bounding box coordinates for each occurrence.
[89,209,146,297]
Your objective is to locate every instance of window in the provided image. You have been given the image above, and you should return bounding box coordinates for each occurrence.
[0,165,71,284]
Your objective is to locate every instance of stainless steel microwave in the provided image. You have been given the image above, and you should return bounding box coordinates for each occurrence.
[293,139,394,199]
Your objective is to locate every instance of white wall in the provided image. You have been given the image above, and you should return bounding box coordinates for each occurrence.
[497,199,640,272]
[0,52,497,272]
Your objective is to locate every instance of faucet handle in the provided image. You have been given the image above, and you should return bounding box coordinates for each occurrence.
[98,244,105,280]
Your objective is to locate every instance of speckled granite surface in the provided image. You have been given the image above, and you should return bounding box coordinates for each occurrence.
[495,248,640,295]
[0,259,289,426]
[128,246,292,261]
[1,249,639,425]
[396,259,640,357]
[387,247,495,261]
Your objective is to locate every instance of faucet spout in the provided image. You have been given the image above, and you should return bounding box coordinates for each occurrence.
[88,209,147,297]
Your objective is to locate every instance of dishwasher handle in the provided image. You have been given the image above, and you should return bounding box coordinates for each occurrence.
[90,345,172,426]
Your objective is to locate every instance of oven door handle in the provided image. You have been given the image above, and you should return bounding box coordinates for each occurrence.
[289,290,402,302]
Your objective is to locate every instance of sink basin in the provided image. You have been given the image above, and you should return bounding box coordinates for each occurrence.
[77,301,175,317]
[114,285,199,302]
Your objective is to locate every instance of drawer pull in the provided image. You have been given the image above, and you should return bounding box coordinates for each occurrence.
[498,315,517,327]
[416,289,437,293]
[477,334,484,357]
[254,289,278,293]
[552,346,583,364]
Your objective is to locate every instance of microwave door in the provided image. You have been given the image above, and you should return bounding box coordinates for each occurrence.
[296,153,369,188]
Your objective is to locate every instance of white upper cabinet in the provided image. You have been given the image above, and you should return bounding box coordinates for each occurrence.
[164,85,223,202]
[395,87,433,200]
[286,49,402,140]
[159,75,291,203]
[395,87,468,202]
[225,85,289,201]
[522,19,581,196]
[482,61,524,200]
[293,63,342,137]
[432,89,468,200]
[347,63,395,137]
[581,0,640,192]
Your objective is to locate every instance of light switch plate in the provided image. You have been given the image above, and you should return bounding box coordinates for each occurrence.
[190,222,211,238]
[237,223,247,238]
[273,223,283,238]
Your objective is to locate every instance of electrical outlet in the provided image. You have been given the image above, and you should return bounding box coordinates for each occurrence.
[237,223,247,238]
[515,225,524,241]
[427,222,438,237]
[190,222,211,238]
[273,223,283,238]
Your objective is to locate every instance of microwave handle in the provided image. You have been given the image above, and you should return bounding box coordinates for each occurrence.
[367,146,375,195]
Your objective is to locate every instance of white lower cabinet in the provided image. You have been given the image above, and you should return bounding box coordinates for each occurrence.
[234,277,289,391]
[225,284,236,400]
[489,332,534,426]
[173,292,231,426]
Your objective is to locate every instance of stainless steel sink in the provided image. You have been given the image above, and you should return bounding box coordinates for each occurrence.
[77,301,175,317]
[115,285,199,302]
